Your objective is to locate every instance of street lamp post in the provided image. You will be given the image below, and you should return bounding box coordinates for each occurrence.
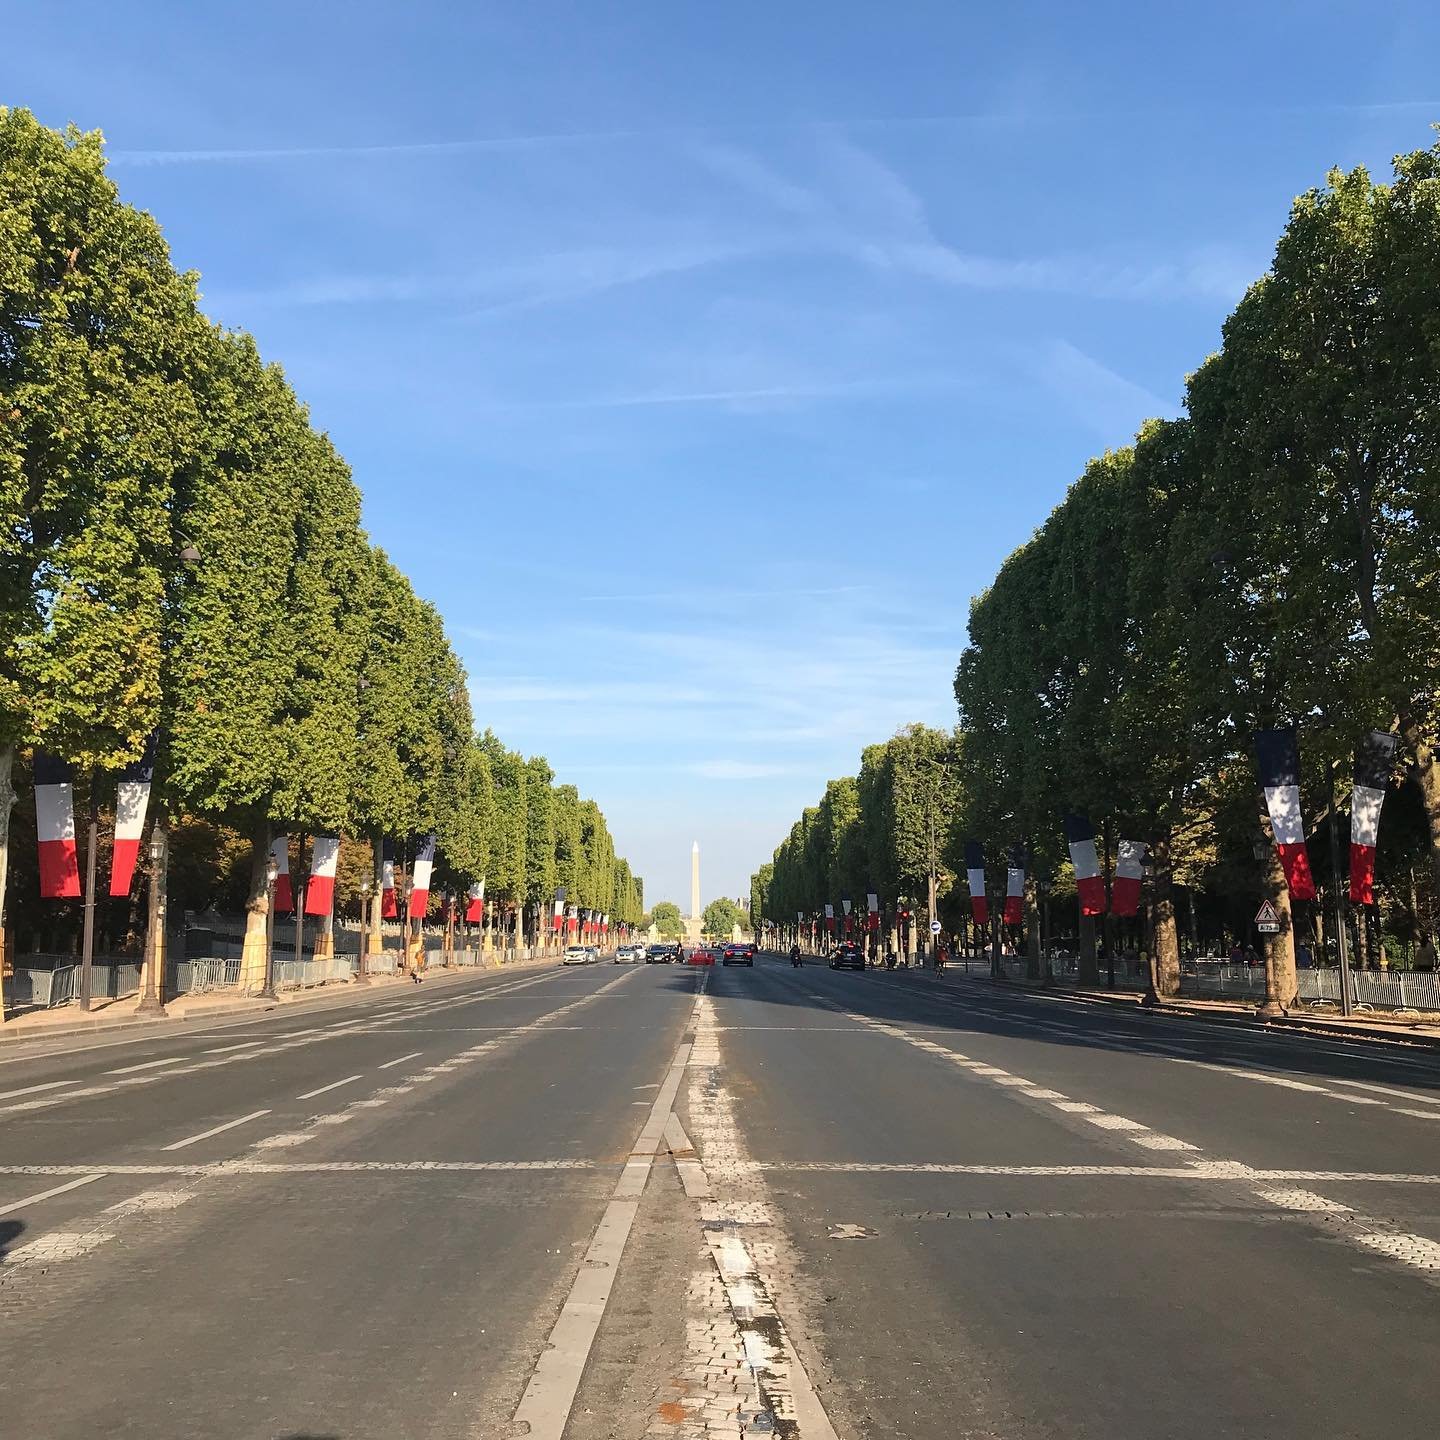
[136,825,169,1016]
[257,854,279,1000]
[356,877,372,984]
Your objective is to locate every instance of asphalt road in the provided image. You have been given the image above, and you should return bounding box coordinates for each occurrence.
[2,955,1438,1439]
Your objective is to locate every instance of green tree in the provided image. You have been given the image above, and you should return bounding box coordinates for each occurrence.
[703,897,743,938]
[0,109,205,973]
[650,900,684,938]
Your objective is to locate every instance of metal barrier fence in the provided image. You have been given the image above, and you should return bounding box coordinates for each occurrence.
[926,953,1439,1014]
[4,937,565,1014]
[273,956,353,990]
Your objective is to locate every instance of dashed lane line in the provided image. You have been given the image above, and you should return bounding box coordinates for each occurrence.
[0,968,583,1118]
[797,983,1440,1285]
[161,1110,271,1151]
[376,1051,423,1069]
[295,1074,362,1100]
[105,1056,188,1076]
[0,1079,74,1101]
[0,1173,106,1216]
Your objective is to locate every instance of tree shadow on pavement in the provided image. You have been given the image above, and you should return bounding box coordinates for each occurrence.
[654,954,1440,1099]
[0,1220,24,1261]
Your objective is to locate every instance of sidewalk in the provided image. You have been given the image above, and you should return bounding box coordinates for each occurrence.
[944,968,1440,1049]
[0,953,557,1046]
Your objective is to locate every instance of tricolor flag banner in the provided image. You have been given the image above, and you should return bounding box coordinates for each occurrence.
[1112,840,1147,918]
[841,897,852,936]
[964,840,989,925]
[866,892,880,932]
[381,837,398,918]
[409,833,436,919]
[1256,729,1317,900]
[824,902,835,933]
[1350,730,1399,905]
[1004,846,1025,926]
[552,885,567,931]
[567,905,579,935]
[271,834,294,914]
[1063,814,1107,916]
[304,835,341,916]
[109,735,157,897]
[466,879,485,923]
[33,751,80,899]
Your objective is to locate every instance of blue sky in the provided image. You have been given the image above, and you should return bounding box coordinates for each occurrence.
[6,2,1438,908]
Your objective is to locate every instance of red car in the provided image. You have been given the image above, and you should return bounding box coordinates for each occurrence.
[686,946,717,965]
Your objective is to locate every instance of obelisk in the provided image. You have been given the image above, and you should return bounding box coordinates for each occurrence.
[686,841,703,945]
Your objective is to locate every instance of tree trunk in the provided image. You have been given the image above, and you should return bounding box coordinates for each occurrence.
[1025,876,1042,982]
[1260,798,1298,1011]
[1151,831,1181,998]
[1078,912,1099,986]
[368,834,384,956]
[1402,718,1440,899]
[240,820,272,993]
[0,743,14,1022]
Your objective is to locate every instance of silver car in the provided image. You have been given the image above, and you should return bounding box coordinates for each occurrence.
[562,945,591,965]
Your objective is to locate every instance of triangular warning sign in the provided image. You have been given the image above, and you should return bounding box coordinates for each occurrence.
[1254,899,1281,927]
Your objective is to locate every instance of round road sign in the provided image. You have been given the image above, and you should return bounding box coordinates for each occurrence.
[930,920,942,935]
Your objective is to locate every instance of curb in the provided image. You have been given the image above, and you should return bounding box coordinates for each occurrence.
[958,972,1440,1052]
[0,956,557,1047]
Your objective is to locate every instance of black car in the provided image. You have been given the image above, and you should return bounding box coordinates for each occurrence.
[828,942,865,970]
[645,944,678,963]
[721,944,754,967]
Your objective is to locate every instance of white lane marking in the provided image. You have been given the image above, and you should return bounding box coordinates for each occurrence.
[105,1056,188,1076]
[1396,1108,1440,1121]
[0,1079,74,1101]
[1254,1187,1353,1213]
[203,1041,264,1054]
[6,1231,114,1263]
[512,1035,693,1439]
[686,989,842,1438]
[806,981,1440,1283]
[1131,1134,1200,1151]
[1324,1078,1440,1106]
[252,1133,315,1149]
[0,1173,106,1216]
[377,1051,423,1069]
[161,1110,271,1151]
[103,1189,193,1214]
[296,1074,363,1100]
[1353,1232,1440,1270]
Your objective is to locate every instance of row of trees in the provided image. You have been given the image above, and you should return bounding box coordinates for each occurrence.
[0,109,642,992]
[755,136,1440,1002]
[751,724,961,949]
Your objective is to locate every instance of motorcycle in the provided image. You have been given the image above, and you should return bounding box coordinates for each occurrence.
[790,950,804,967]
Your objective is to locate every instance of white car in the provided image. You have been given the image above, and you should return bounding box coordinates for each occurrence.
[613,945,640,963]
[562,945,591,965]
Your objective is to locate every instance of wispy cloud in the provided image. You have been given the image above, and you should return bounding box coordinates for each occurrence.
[207,243,748,313]
[1031,338,1178,437]
[108,99,1440,167]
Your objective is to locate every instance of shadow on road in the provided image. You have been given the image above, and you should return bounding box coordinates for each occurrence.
[649,954,1440,1098]
[0,1219,25,1262]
